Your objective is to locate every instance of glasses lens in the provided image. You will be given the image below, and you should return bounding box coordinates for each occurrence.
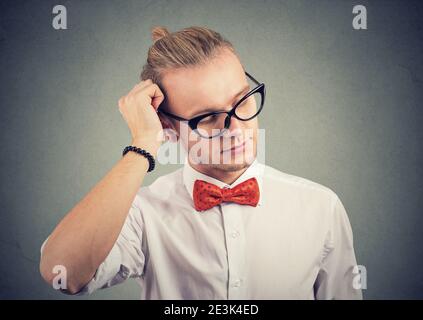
[196,113,228,138]
[234,91,262,120]
[192,75,264,139]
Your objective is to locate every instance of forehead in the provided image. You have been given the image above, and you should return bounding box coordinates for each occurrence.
[161,49,247,117]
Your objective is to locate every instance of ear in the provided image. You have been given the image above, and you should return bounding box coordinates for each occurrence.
[158,112,171,130]
[158,112,179,142]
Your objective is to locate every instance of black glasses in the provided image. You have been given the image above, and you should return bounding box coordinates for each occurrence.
[158,71,266,139]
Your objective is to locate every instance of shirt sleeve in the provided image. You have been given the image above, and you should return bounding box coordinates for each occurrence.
[40,197,146,296]
[313,194,363,300]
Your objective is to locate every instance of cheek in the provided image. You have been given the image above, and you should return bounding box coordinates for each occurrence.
[183,127,259,159]
[184,134,216,158]
[249,118,259,130]
[178,123,197,150]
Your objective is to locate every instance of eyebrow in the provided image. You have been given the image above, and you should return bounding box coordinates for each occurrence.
[190,84,251,118]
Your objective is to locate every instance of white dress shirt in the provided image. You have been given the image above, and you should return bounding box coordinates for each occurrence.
[41,157,363,299]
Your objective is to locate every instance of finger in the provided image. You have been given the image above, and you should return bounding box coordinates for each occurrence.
[129,79,153,95]
[140,83,165,110]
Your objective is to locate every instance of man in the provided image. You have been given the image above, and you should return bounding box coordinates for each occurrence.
[39,26,363,299]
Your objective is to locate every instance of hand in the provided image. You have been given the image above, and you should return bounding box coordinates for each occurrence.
[118,79,165,155]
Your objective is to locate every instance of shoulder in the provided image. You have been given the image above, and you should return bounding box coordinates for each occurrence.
[261,163,350,233]
[261,163,339,208]
[262,163,337,197]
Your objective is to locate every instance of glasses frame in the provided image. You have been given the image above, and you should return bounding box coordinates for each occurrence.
[158,71,266,139]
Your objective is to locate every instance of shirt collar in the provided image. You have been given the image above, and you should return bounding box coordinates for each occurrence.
[182,157,264,207]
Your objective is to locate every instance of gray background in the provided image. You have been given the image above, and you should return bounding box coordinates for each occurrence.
[1,0,422,299]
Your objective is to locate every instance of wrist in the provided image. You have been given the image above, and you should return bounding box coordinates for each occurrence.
[131,138,160,158]
[123,146,156,172]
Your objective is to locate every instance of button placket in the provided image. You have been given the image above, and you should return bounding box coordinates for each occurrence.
[231,230,240,238]
[221,205,247,299]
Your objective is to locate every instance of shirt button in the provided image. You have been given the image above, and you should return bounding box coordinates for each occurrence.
[231,231,240,238]
[232,279,242,288]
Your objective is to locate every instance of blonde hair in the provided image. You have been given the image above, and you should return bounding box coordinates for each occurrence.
[140,26,237,98]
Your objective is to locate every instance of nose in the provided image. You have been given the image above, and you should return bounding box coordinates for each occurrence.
[225,114,244,133]
[221,115,244,141]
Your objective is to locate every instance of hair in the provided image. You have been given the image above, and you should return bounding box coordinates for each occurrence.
[140,26,237,104]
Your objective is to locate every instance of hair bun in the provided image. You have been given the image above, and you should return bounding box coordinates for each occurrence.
[151,26,170,42]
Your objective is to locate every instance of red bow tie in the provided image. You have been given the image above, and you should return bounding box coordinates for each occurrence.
[193,177,260,212]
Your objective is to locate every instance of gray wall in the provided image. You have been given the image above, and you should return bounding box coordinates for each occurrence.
[1,0,422,299]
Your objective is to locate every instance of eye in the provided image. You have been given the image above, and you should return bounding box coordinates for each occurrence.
[199,114,218,124]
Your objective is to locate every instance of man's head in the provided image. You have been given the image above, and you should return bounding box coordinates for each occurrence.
[140,26,261,177]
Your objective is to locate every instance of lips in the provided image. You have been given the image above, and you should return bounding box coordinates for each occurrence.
[221,140,246,153]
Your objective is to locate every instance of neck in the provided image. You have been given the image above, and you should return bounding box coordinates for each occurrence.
[188,160,254,185]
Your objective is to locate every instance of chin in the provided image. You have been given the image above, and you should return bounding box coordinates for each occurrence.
[213,152,256,171]
[212,162,248,172]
